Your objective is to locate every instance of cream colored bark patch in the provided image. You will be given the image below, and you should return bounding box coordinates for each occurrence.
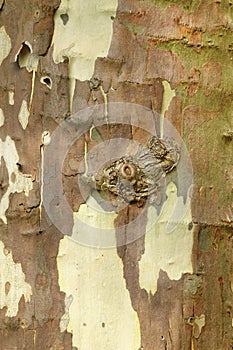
[193,314,205,338]
[0,241,32,317]
[57,198,141,350]
[52,0,117,82]
[0,26,11,66]
[71,196,118,247]
[0,136,33,224]
[0,108,4,127]
[160,80,176,137]
[139,182,193,294]
[41,130,51,146]
[18,100,30,130]
[60,294,73,332]
[161,80,176,116]
[8,90,14,105]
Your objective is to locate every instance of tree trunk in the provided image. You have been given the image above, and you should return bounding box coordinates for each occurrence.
[0,0,232,349]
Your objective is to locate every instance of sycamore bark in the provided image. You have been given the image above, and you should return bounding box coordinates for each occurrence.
[0,0,232,349]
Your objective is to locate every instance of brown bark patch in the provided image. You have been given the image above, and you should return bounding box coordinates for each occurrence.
[146,47,188,88]
[0,157,9,202]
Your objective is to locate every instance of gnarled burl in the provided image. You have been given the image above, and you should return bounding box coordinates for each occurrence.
[95,137,180,203]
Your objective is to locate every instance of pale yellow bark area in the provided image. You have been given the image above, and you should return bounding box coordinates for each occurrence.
[139,182,193,294]
[0,136,33,224]
[52,0,118,109]
[58,237,141,349]
[0,26,11,66]
[0,241,32,317]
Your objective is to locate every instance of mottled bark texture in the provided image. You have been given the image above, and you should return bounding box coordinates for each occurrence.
[0,0,233,349]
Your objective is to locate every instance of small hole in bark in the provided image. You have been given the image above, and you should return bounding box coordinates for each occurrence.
[20,319,28,328]
[102,322,105,328]
[40,76,52,90]
[110,15,115,20]
[44,78,50,85]
[189,316,195,323]
[34,10,40,18]
[60,13,69,25]
[83,323,87,326]
[188,222,193,230]
[161,335,165,341]
[16,162,23,172]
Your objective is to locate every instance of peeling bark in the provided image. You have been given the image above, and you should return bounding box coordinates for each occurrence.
[0,0,232,349]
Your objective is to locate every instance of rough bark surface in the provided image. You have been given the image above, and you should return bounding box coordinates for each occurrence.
[0,0,232,349]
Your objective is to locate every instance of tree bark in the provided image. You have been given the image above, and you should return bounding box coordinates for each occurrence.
[0,0,232,349]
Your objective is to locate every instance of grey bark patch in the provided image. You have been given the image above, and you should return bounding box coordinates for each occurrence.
[60,13,69,25]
